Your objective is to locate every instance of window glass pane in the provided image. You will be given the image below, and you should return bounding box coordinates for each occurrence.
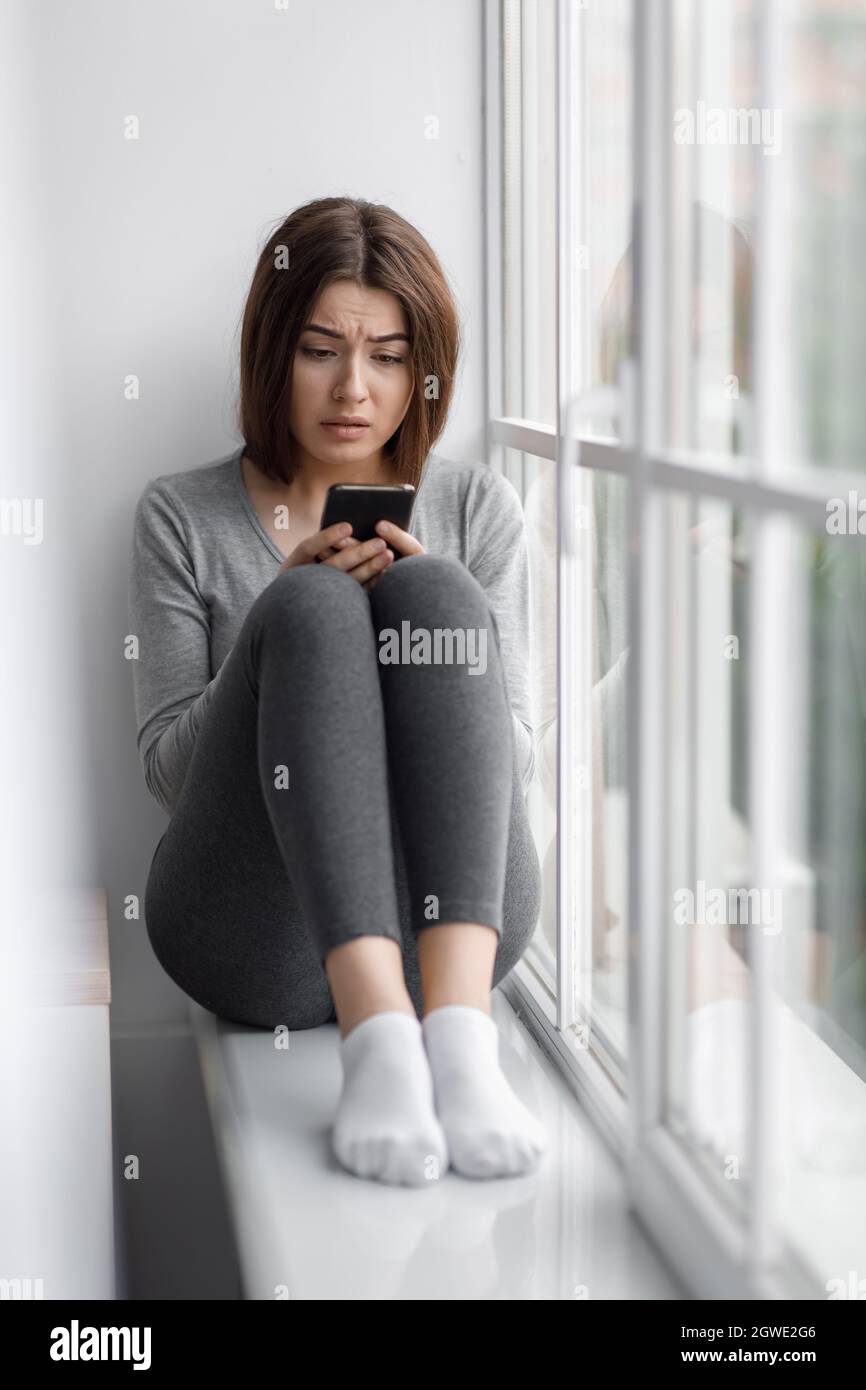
[665,0,866,475]
[664,493,752,1211]
[667,0,758,459]
[780,516,866,1276]
[570,0,632,441]
[502,0,557,435]
[788,0,866,474]
[582,469,630,1069]
[662,496,866,1273]
[524,454,630,1077]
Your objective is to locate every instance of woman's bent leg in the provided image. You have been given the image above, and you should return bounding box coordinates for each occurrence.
[144,563,409,1031]
[371,553,542,1016]
[143,558,533,1184]
[391,744,541,1019]
[370,554,547,1178]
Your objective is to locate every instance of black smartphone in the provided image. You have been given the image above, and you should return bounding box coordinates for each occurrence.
[318,482,416,553]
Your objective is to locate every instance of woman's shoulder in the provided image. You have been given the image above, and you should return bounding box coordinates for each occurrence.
[133,447,241,525]
[419,453,522,514]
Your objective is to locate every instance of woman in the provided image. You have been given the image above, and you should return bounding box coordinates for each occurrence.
[129,196,547,1187]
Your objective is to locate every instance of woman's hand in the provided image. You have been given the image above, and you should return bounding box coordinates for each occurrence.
[278,522,396,589]
[362,519,425,592]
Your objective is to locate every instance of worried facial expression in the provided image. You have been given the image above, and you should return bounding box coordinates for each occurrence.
[288,279,415,469]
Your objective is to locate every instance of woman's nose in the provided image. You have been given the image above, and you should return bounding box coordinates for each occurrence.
[335,352,368,399]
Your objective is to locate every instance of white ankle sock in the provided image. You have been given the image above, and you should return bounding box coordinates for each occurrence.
[421,1003,548,1179]
[332,1010,449,1186]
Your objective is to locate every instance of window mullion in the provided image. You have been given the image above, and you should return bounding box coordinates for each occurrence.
[747,0,791,1286]
[627,0,669,1145]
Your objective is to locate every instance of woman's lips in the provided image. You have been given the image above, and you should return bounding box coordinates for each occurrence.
[320,422,370,439]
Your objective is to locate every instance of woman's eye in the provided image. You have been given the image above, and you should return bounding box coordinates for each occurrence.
[301,348,405,365]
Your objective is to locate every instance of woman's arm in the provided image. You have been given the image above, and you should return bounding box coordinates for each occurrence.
[466,466,536,791]
[128,478,230,815]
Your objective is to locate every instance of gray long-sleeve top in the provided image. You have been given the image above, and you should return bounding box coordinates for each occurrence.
[128,444,536,816]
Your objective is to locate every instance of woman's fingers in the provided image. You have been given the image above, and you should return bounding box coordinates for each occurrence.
[323,535,394,584]
[315,536,355,562]
[280,523,354,571]
[297,528,396,585]
[373,520,424,557]
[349,548,395,585]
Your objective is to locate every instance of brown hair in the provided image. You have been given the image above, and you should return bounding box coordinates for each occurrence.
[237,197,461,488]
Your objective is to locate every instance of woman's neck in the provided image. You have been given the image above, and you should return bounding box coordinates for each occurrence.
[243,450,399,508]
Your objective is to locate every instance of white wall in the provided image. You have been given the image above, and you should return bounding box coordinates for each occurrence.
[0,0,487,1297]
[27,0,487,1025]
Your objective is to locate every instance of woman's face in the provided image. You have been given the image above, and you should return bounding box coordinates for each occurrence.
[288,279,414,474]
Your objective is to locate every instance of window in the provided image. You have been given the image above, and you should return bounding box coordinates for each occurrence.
[487,0,866,1299]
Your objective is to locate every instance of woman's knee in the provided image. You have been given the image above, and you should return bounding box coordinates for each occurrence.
[247,560,368,641]
[371,552,490,622]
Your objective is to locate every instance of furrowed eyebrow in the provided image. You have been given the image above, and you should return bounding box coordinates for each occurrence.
[302,323,410,344]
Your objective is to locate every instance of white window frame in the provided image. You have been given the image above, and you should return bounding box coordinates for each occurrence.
[485,0,866,1300]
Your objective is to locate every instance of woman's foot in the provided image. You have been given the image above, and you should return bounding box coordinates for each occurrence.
[421,1004,548,1179]
[332,1010,449,1186]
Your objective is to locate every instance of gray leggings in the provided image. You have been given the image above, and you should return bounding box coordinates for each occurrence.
[144,553,541,1030]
